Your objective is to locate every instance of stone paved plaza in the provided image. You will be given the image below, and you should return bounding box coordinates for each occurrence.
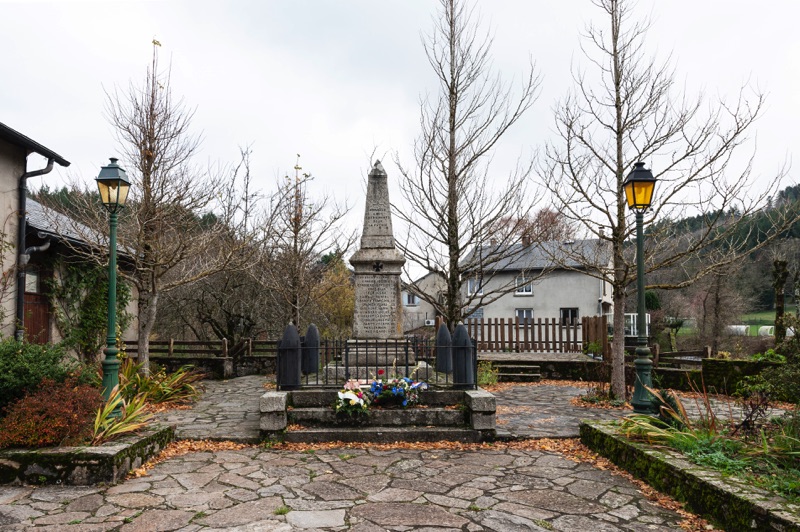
[0,376,710,531]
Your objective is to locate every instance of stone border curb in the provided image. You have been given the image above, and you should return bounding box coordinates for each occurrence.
[579,420,800,532]
[260,389,496,441]
[0,425,175,486]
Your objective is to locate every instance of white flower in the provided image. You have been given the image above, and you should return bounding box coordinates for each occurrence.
[338,391,364,406]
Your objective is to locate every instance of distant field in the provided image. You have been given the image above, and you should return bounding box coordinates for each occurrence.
[740,305,797,336]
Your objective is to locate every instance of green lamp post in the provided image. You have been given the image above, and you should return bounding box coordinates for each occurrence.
[96,158,131,412]
[623,161,657,414]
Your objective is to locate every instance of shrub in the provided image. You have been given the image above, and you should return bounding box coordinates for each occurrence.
[0,378,102,448]
[119,359,204,405]
[92,387,152,445]
[0,340,96,413]
[477,361,499,387]
[750,349,786,363]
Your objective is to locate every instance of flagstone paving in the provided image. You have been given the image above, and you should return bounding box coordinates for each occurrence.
[0,445,691,531]
[0,377,714,530]
[153,376,624,442]
[154,377,266,443]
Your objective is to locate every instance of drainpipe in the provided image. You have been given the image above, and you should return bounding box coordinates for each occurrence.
[15,158,54,341]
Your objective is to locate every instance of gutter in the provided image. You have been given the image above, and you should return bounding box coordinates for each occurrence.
[15,158,54,341]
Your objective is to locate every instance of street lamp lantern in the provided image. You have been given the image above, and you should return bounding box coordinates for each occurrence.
[623,162,656,212]
[624,161,658,414]
[96,158,130,213]
[96,157,130,415]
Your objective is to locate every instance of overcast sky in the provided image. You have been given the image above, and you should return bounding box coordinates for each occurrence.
[3,0,799,254]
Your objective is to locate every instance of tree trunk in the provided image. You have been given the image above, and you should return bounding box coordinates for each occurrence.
[611,289,627,399]
[773,259,789,343]
[136,290,159,376]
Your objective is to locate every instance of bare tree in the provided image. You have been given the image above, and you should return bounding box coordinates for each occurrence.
[44,43,259,373]
[537,0,796,398]
[262,156,355,331]
[487,208,577,244]
[395,0,541,329]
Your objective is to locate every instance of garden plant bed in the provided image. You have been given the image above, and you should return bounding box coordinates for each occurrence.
[580,420,800,532]
[0,425,175,486]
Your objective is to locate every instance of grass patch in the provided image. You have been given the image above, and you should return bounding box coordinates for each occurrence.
[477,361,499,387]
[620,389,800,504]
[274,505,291,515]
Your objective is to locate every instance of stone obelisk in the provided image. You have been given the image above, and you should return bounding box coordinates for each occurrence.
[350,161,405,361]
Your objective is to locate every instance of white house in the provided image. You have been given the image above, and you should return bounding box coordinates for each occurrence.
[401,239,613,330]
[401,271,443,331]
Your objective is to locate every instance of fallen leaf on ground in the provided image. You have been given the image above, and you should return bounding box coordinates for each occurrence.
[568,396,632,410]
[128,439,254,478]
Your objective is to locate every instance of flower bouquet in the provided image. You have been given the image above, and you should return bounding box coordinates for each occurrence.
[368,369,428,408]
[333,380,369,424]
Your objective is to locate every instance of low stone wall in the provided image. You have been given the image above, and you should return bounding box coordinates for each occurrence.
[148,354,278,379]
[233,354,277,377]
[580,421,800,532]
[538,359,604,381]
[701,359,783,394]
[150,355,233,379]
[0,425,175,486]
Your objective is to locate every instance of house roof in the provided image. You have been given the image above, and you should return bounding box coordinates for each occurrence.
[26,197,90,244]
[464,239,610,272]
[27,197,137,260]
[0,121,70,167]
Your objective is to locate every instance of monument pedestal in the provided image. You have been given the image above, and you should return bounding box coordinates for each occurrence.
[323,359,439,385]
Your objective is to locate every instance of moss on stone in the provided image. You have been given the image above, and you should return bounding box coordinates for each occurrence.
[580,421,800,532]
[0,425,174,486]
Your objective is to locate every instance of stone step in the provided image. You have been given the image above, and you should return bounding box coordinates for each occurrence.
[289,407,467,427]
[497,373,542,383]
[486,360,542,368]
[283,426,482,444]
[495,364,541,374]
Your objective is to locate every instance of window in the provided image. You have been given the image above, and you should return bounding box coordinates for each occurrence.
[516,308,533,321]
[405,293,418,306]
[467,278,483,295]
[467,307,484,319]
[560,307,579,326]
[515,275,532,295]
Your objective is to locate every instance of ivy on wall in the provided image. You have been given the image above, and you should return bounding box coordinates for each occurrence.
[46,260,132,362]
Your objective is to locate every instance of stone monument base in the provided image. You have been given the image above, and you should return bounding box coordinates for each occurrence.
[344,339,416,367]
[323,360,449,385]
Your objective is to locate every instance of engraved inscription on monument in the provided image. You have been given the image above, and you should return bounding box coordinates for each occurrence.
[354,275,396,338]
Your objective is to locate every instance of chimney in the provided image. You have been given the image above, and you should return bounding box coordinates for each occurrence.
[490,238,497,246]
[521,235,530,247]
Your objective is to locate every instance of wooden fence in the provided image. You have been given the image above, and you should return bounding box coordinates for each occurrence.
[465,316,608,354]
[625,346,711,369]
[123,339,229,358]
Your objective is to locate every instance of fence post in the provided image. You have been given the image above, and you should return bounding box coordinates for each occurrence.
[277,324,301,390]
[302,324,320,375]
[168,338,174,357]
[452,323,475,389]
[222,338,228,358]
[435,323,453,373]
